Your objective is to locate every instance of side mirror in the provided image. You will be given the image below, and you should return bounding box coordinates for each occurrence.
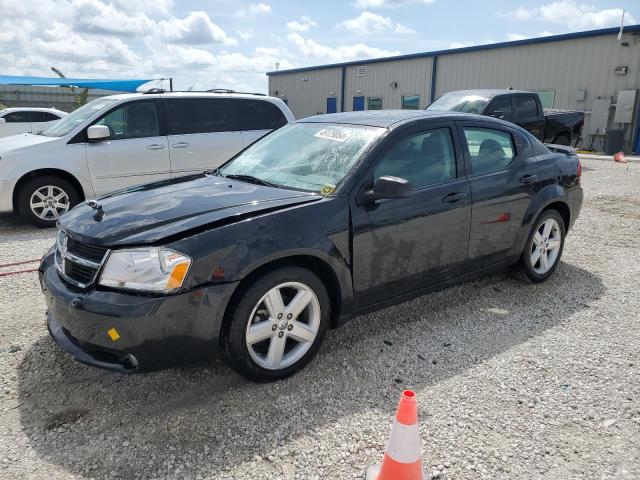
[87,125,110,142]
[0,118,6,124]
[488,110,504,119]
[359,175,412,204]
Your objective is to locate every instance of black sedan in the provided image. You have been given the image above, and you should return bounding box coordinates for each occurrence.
[40,110,583,381]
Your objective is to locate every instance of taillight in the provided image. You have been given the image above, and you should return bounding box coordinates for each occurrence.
[577,159,582,178]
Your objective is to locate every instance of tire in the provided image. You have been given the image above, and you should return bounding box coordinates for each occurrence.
[17,175,80,228]
[516,209,566,283]
[552,134,570,146]
[222,266,331,382]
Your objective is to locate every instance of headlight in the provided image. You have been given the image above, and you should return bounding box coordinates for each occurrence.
[99,248,191,293]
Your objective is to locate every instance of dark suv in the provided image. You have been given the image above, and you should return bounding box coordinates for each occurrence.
[40,110,583,381]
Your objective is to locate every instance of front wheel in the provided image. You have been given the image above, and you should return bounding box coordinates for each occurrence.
[221,266,331,382]
[517,209,565,282]
[17,175,80,228]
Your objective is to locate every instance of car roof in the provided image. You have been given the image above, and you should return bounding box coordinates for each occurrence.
[441,89,534,99]
[297,110,506,128]
[0,107,66,113]
[105,91,279,101]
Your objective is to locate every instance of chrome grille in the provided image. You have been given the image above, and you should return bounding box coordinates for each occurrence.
[55,231,109,288]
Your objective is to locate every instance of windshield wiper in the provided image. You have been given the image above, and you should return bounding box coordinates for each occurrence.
[224,174,279,188]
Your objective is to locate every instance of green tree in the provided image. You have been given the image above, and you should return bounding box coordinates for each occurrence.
[51,67,90,108]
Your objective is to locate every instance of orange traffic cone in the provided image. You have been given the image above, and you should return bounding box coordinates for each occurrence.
[366,390,426,480]
[614,151,628,163]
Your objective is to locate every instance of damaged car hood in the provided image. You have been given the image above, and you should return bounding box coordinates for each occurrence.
[58,174,321,246]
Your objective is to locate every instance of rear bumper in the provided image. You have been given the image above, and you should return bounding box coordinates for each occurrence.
[0,179,17,213]
[40,254,238,372]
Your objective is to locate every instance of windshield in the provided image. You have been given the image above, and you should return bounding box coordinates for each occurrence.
[219,123,385,193]
[41,97,119,137]
[427,93,489,114]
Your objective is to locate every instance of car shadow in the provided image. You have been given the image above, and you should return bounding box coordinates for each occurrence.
[16,262,604,479]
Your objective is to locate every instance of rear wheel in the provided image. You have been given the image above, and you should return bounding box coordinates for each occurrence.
[221,266,330,382]
[516,209,565,283]
[17,175,80,228]
[552,134,570,146]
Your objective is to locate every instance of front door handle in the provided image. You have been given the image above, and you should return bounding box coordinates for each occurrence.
[172,142,190,149]
[442,192,467,203]
[146,144,165,150]
[519,174,538,184]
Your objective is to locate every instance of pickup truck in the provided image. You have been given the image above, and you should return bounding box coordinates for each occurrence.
[427,89,584,146]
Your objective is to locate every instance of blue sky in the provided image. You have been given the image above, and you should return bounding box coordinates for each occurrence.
[1,0,638,92]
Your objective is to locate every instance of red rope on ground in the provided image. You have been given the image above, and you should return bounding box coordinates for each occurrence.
[0,268,39,277]
[0,259,41,268]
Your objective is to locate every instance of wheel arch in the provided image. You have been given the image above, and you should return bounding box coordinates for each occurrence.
[221,254,345,334]
[541,200,570,232]
[13,168,87,212]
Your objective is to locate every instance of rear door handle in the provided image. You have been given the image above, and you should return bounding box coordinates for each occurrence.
[172,142,190,149]
[519,174,538,184]
[442,192,467,203]
[146,144,165,150]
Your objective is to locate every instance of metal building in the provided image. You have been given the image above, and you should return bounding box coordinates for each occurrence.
[268,25,640,153]
[0,85,124,112]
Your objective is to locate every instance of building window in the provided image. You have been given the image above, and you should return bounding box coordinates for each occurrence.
[367,97,383,110]
[535,90,555,108]
[402,95,420,110]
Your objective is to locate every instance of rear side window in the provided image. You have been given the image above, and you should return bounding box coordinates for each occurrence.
[514,96,539,120]
[463,127,515,176]
[31,111,61,122]
[234,99,287,131]
[486,97,513,121]
[4,111,30,122]
[165,98,231,135]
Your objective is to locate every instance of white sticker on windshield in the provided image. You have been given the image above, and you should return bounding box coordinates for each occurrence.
[314,128,350,143]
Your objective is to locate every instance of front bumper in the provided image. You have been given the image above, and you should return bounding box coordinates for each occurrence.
[40,254,238,372]
[0,179,18,213]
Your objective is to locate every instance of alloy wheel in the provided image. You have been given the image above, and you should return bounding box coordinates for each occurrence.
[530,218,562,275]
[245,281,321,370]
[29,185,70,220]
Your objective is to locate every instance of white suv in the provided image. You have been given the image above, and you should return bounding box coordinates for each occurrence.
[0,91,294,227]
[0,107,67,138]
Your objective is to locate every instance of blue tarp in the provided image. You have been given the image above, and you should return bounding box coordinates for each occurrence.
[0,75,153,92]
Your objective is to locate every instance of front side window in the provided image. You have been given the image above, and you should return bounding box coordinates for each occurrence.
[165,98,231,135]
[96,101,159,140]
[514,96,539,120]
[486,97,513,121]
[463,127,515,176]
[402,95,420,110]
[220,123,385,193]
[42,97,118,137]
[235,99,287,131]
[367,97,383,110]
[4,111,30,122]
[374,128,457,188]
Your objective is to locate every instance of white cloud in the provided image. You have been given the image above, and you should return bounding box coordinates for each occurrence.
[448,41,476,49]
[504,2,635,30]
[338,11,413,35]
[507,31,555,41]
[286,16,317,32]
[159,11,237,46]
[287,32,400,62]
[73,0,154,36]
[235,3,271,17]
[237,29,254,41]
[353,0,434,8]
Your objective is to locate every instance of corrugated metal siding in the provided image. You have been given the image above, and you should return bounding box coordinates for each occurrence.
[436,32,640,140]
[344,57,432,111]
[0,85,125,112]
[268,68,342,119]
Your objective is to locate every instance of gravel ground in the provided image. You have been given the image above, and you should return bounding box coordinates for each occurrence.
[0,155,638,479]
